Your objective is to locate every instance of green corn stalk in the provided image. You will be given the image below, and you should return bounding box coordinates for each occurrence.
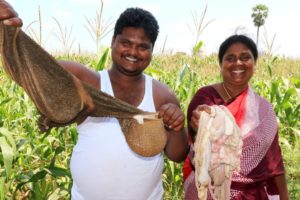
[0,128,16,178]
[95,47,110,71]
[1,48,300,198]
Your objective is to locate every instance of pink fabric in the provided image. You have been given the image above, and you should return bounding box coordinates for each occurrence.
[183,86,285,200]
[226,87,248,128]
[237,89,278,176]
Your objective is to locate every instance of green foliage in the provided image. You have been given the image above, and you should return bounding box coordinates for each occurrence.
[262,56,278,77]
[192,41,203,56]
[0,128,16,178]
[94,47,110,71]
[0,54,300,199]
[163,159,183,200]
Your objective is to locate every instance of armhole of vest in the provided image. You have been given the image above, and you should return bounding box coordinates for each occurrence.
[99,70,108,92]
[146,74,153,97]
[145,74,156,111]
[98,71,102,91]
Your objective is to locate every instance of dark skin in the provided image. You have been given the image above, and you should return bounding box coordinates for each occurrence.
[189,42,289,199]
[0,1,188,162]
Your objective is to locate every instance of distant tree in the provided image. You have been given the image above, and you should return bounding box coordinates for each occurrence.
[251,4,269,46]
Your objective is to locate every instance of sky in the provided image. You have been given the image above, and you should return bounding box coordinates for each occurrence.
[7,0,300,58]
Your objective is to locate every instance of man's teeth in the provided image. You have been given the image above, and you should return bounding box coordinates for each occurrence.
[125,56,138,62]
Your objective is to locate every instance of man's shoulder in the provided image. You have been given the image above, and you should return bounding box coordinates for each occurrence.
[65,61,100,89]
[152,78,168,89]
[152,78,174,97]
[152,78,179,108]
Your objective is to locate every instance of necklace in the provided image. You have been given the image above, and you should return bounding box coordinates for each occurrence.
[222,83,232,99]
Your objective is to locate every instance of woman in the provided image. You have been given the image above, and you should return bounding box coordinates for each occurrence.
[183,35,289,200]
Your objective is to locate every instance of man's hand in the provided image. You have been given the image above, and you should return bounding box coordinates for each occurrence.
[159,103,188,163]
[158,103,184,132]
[0,0,22,26]
[190,104,211,132]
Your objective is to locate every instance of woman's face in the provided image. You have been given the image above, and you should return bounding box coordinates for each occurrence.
[220,42,255,87]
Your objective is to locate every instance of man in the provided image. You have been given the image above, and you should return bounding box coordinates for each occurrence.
[0,1,188,199]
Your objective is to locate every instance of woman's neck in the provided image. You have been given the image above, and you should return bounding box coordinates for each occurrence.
[222,82,248,100]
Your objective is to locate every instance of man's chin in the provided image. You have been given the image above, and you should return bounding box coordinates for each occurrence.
[113,64,145,76]
[120,68,143,76]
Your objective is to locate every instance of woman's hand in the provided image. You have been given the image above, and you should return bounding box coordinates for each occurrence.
[0,0,22,26]
[190,104,211,132]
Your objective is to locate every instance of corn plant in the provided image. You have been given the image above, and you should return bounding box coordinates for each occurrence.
[188,5,214,56]
[52,17,76,57]
[1,53,300,199]
[85,0,113,55]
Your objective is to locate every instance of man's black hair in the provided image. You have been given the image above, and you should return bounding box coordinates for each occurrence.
[113,7,159,45]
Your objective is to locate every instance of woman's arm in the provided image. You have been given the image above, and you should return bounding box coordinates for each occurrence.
[273,174,290,200]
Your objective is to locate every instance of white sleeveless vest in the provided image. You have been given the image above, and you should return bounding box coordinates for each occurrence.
[70,70,164,200]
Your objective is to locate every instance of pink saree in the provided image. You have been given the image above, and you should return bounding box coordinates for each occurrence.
[183,85,285,200]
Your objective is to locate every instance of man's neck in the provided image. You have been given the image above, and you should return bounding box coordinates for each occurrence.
[108,68,145,106]
[108,68,144,85]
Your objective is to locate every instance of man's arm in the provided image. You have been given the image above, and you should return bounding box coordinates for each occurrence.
[153,80,189,162]
[58,60,100,89]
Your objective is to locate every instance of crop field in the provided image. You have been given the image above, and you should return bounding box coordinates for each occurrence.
[0,52,300,199]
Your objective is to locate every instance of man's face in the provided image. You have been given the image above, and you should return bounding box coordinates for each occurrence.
[111,27,153,76]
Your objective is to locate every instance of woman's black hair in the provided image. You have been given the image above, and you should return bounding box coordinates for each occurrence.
[218,35,258,64]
